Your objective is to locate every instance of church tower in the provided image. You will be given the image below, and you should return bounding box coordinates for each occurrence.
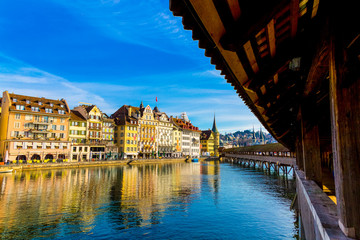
[212,114,220,157]
[252,125,256,145]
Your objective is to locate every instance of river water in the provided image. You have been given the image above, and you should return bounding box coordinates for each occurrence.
[0,161,297,239]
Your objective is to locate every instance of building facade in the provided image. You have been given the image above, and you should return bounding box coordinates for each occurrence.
[0,91,71,162]
[69,110,88,161]
[172,113,200,158]
[154,107,173,157]
[112,105,139,159]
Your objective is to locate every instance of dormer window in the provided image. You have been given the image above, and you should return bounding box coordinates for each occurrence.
[58,110,65,114]
[50,103,53,107]
[45,108,53,113]
[13,98,17,102]
[39,101,42,105]
[60,104,64,108]
[31,107,39,112]
[26,100,30,104]
[16,105,25,110]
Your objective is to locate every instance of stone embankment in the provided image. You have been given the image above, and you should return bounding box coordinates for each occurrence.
[0,158,188,171]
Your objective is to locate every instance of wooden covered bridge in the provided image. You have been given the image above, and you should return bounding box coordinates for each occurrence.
[170,0,360,239]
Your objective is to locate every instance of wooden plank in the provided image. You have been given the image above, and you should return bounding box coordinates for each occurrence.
[220,0,289,51]
[266,19,276,58]
[243,40,260,73]
[329,31,360,239]
[225,0,241,21]
[290,0,300,38]
[301,107,322,187]
[311,0,319,18]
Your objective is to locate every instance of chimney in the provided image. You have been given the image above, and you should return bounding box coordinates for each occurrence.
[128,107,132,117]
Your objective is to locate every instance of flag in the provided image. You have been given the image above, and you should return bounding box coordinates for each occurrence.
[156,96,158,102]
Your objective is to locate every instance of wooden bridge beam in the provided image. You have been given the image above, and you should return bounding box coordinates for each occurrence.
[329,12,360,238]
[300,104,322,187]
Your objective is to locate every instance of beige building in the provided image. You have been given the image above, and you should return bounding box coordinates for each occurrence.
[69,110,88,161]
[154,107,173,157]
[0,91,71,163]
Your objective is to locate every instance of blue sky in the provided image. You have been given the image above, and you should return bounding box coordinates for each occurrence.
[0,0,261,133]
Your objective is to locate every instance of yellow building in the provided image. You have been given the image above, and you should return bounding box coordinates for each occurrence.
[201,130,215,156]
[200,115,220,157]
[0,91,71,163]
[138,103,157,158]
[112,105,139,159]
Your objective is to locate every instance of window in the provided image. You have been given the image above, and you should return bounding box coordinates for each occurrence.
[84,147,88,152]
[14,122,20,128]
[120,140,123,144]
[51,133,56,138]
[26,100,30,104]
[60,118,65,123]
[79,147,82,151]
[60,133,64,138]
[58,110,65,114]
[60,125,65,131]
[15,114,21,120]
[45,108,53,113]
[31,107,39,112]
[50,103,54,107]
[38,101,42,105]
[13,98,17,102]
[16,105,25,110]
[73,147,76,152]
[60,104,64,108]
[127,140,130,144]
[25,115,33,121]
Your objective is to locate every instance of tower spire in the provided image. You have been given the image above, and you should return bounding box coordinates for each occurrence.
[140,100,144,109]
[212,113,219,133]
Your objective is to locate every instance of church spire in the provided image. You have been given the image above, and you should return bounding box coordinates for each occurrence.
[212,113,219,133]
[252,125,256,140]
[140,100,144,109]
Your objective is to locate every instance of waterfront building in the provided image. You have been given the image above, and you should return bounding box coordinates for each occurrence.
[153,106,173,158]
[200,130,215,156]
[138,104,158,158]
[171,120,183,158]
[200,115,220,157]
[172,113,200,158]
[0,91,71,162]
[69,110,88,161]
[102,114,118,160]
[72,104,115,160]
[112,105,139,159]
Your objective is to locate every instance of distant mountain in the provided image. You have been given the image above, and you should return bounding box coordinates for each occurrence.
[220,129,277,147]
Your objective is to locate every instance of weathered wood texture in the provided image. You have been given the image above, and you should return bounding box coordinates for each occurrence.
[295,135,304,170]
[296,169,352,240]
[329,31,360,239]
[301,111,322,187]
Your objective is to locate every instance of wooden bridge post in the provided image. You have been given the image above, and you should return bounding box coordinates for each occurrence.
[329,15,360,238]
[300,105,323,187]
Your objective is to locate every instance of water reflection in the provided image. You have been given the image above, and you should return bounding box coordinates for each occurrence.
[0,162,296,239]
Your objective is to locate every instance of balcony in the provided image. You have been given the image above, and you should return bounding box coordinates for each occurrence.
[88,126,102,130]
[32,120,51,125]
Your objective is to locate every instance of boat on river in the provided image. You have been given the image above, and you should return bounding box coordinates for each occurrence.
[191,158,199,162]
[0,169,13,173]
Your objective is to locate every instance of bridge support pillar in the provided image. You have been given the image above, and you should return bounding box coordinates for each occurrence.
[329,23,360,238]
[301,106,322,187]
